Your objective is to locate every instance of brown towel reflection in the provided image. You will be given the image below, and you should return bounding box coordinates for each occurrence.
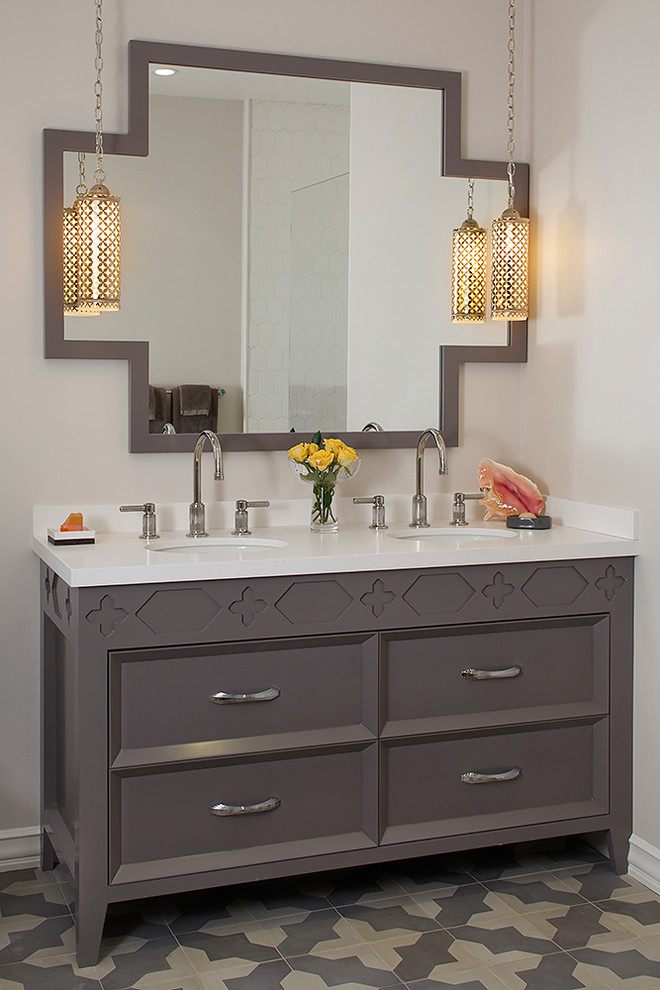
[172,385,219,433]
[148,386,171,434]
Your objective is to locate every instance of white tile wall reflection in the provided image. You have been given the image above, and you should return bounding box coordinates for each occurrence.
[247,100,349,433]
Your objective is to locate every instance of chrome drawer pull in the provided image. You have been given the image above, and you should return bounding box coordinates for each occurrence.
[210,796,281,816]
[461,767,522,784]
[209,687,280,704]
[461,665,523,681]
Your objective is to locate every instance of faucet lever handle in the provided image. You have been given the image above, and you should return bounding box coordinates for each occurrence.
[450,489,487,526]
[353,495,388,530]
[119,502,159,539]
[232,500,270,536]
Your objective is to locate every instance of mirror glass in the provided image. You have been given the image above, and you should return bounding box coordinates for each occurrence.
[63,64,509,437]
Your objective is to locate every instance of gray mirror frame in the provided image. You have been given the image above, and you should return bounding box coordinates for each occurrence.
[44,41,529,452]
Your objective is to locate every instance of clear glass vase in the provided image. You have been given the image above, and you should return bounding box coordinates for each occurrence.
[310,482,338,533]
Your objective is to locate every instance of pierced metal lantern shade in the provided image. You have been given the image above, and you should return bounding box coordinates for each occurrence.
[491,207,529,321]
[63,206,79,314]
[63,205,101,315]
[75,182,121,311]
[451,217,487,323]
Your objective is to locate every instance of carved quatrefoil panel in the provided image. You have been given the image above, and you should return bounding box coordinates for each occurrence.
[361,579,396,618]
[86,595,128,638]
[482,571,515,609]
[595,564,626,601]
[229,587,268,627]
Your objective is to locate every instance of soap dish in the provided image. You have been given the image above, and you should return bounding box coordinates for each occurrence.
[47,527,96,546]
[506,515,552,530]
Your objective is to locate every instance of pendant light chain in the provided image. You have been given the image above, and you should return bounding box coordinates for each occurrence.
[93,0,106,186]
[490,0,529,322]
[76,152,88,197]
[72,0,121,312]
[506,0,517,206]
[467,177,475,220]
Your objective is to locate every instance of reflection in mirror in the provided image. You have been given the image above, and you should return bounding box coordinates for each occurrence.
[63,66,508,436]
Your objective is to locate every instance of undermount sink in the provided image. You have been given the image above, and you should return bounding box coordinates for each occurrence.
[146,537,288,553]
[387,527,518,542]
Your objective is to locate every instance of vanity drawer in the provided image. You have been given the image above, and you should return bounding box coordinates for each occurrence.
[110,743,377,884]
[110,634,377,765]
[381,616,609,735]
[380,719,609,844]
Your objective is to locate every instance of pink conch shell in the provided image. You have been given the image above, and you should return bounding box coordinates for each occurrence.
[478,457,545,521]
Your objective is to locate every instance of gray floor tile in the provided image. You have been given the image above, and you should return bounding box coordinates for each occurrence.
[384,856,474,896]
[176,927,281,975]
[4,842,660,989]
[491,948,611,989]
[0,916,77,966]
[257,907,362,958]
[0,881,71,921]
[97,938,195,989]
[452,848,546,882]
[0,958,102,989]
[196,963,308,990]
[241,882,331,921]
[482,871,590,915]
[569,935,660,988]
[289,942,405,989]
[163,889,254,937]
[413,882,516,931]
[552,863,650,904]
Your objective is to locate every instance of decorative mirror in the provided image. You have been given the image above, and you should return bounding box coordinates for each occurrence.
[44,42,529,452]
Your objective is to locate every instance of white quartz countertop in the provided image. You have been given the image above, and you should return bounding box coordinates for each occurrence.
[33,496,639,588]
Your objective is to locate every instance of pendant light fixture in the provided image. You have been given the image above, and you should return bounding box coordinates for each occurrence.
[451,178,487,323]
[75,0,121,312]
[63,153,99,315]
[491,0,529,321]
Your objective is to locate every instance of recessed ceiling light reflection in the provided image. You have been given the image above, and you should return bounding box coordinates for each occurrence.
[153,67,179,77]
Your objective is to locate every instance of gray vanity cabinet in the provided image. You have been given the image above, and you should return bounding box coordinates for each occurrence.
[39,556,633,966]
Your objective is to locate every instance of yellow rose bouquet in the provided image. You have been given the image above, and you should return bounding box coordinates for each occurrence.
[288,431,360,531]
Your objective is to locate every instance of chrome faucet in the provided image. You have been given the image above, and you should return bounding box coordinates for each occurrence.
[187,430,224,537]
[410,428,448,528]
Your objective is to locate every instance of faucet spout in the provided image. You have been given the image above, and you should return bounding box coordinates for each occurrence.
[411,428,448,528]
[188,430,224,537]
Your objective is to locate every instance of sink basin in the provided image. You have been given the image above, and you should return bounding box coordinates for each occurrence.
[146,537,288,553]
[387,527,517,542]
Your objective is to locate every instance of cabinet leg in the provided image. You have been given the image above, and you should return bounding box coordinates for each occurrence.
[606,829,630,875]
[41,830,57,873]
[75,890,108,968]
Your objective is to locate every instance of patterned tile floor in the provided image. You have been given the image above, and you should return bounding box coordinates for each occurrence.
[2,839,660,989]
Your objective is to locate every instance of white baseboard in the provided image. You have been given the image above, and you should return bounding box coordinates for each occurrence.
[628,834,660,895]
[0,826,41,873]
